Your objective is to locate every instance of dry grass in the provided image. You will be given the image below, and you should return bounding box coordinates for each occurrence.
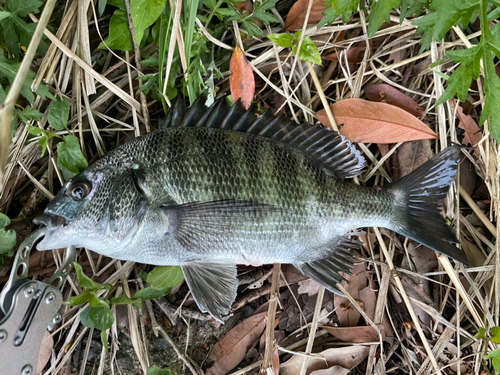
[0,0,499,374]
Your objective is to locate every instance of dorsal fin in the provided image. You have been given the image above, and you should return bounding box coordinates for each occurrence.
[162,97,365,178]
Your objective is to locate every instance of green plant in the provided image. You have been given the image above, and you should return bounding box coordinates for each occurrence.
[66,263,184,350]
[0,213,16,266]
[268,31,322,65]
[476,326,500,372]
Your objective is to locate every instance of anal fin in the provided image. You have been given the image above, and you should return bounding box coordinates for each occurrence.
[182,261,238,321]
[294,237,360,295]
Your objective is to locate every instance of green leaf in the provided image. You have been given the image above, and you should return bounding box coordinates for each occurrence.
[0,228,16,256]
[484,347,500,360]
[107,0,125,9]
[73,263,111,291]
[367,0,401,37]
[89,293,110,307]
[48,97,70,131]
[17,107,44,124]
[57,135,88,176]
[80,306,115,331]
[147,366,171,375]
[131,0,166,46]
[146,266,184,290]
[98,0,107,15]
[475,327,488,340]
[111,294,133,304]
[99,10,133,51]
[133,286,169,300]
[480,62,500,144]
[318,6,339,28]
[268,33,294,48]
[0,214,16,257]
[64,291,92,306]
[8,0,43,17]
[292,35,322,65]
[0,11,11,22]
[491,326,500,344]
[101,331,109,351]
[0,213,11,228]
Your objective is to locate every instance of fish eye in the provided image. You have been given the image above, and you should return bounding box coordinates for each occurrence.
[69,181,91,201]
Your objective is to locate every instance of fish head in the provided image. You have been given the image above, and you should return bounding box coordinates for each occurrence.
[34,163,147,253]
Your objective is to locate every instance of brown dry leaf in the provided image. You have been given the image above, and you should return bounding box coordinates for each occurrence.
[396,139,432,178]
[230,45,255,110]
[285,0,325,31]
[453,99,483,150]
[324,47,366,63]
[36,331,53,375]
[319,324,385,343]
[333,262,367,327]
[236,0,253,14]
[281,264,309,284]
[207,312,268,375]
[280,346,370,375]
[316,99,438,144]
[310,366,350,375]
[273,346,280,375]
[365,84,424,118]
[298,278,321,296]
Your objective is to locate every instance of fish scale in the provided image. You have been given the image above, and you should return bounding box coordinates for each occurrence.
[34,97,469,321]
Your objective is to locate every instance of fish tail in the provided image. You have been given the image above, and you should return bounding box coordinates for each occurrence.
[386,145,470,265]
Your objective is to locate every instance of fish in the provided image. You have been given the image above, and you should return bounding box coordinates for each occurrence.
[34,97,469,321]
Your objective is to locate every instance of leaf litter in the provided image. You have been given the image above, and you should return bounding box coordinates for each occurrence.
[0,1,498,374]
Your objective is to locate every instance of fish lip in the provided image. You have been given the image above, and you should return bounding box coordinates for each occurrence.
[33,213,69,250]
[33,212,68,228]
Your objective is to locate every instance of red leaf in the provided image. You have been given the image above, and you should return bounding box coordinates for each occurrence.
[230,45,255,110]
[316,98,438,144]
[285,0,326,31]
[365,84,424,118]
[207,312,268,375]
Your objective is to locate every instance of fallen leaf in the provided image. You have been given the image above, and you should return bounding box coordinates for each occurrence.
[453,99,483,150]
[298,278,321,296]
[333,262,367,327]
[396,139,432,178]
[316,99,438,144]
[36,331,53,374]
[207,312,267,375]
[365,84,424,118]
[285,0,326,31]
[273,346,280,375]
[310,366,350,375]
[230,45,255,110]
[319,324,385,343]
[280,346,370,375]
[324,47,366,63]
[236,0,253,14]
[281,264,309,284]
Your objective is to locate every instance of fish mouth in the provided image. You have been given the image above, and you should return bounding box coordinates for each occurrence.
[33,213,69,250]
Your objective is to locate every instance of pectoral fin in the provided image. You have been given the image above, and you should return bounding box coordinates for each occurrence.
[161,199,283,250]
[181,261,238,321]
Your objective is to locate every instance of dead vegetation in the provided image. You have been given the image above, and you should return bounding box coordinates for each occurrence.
[0,0,499,374]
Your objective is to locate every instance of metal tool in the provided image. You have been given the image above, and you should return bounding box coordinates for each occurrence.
[0,228,76,375]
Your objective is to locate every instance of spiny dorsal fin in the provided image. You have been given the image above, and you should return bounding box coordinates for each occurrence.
[163,97,365,178]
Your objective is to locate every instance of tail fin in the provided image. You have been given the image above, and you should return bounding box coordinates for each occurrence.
[386,146,470,265]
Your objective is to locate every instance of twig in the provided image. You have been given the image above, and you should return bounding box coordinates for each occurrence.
[307,61,338,131]
[260,263,281,374]
[299,286,325,375]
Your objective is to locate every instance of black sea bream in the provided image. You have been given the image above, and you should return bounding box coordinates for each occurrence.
[34,98,469,320]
